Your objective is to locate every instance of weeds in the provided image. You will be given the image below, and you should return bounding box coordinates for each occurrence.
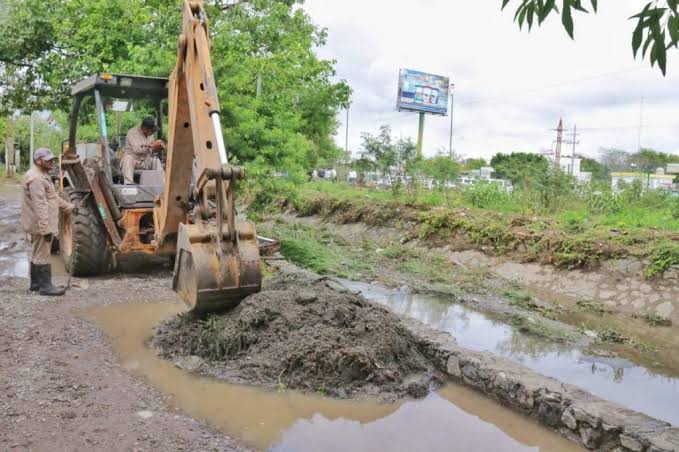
[505,290,561,320]
[576,299,614,315]
[645,240,679,279]
[509,314,576,342]
[636,314,673,327]
[597,328,657,352]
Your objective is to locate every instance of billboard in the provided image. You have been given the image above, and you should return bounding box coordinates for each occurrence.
[397,69,450,115]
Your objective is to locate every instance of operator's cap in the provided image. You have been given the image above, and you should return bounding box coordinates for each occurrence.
[141,117,160,132]
[34,148,56,162]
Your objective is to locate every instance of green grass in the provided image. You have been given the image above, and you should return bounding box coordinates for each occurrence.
[263,222,376,280]
[293,181,679,276]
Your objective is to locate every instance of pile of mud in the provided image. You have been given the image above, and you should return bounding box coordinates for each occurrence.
[153,268,444,400]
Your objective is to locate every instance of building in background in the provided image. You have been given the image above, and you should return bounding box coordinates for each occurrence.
[546,155,592,183]
[611,168,676,191]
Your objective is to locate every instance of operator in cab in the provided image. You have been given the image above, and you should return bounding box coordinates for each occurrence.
[21,148,76,296]
[120,117,165,184]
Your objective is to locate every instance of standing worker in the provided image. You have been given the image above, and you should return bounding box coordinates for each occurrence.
[120,117,165,184]
[21,148,76,296]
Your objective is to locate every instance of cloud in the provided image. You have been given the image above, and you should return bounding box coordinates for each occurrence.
[304,0,679,160]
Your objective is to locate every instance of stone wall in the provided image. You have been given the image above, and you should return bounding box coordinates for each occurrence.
[404,317,679,451]
[448,250,679,325]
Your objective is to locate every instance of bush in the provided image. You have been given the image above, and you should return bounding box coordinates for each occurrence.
[645,241,679,279]
[462,183,510,209]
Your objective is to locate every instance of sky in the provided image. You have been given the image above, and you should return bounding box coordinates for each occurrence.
[302,0,679,162]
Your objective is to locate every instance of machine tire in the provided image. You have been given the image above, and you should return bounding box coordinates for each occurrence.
[60,187,112,276]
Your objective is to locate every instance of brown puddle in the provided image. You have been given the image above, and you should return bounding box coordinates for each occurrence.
[80,301,580,451]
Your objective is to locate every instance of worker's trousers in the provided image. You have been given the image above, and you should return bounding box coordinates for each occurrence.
[120,154,162,184]
[30,234,52,265]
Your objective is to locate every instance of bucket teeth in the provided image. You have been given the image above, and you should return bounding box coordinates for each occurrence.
[173,221,261,313]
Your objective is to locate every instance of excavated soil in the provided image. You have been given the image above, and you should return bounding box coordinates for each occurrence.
[153,266,444,400]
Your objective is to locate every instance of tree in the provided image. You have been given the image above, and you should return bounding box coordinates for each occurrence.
[417,154,460,187]
[461,157,487,171]
[360,125,397,176]
[490,152,549,185]
[599,148,632,172]
[501,0,679,75]
[631,148,679,170]
[580,156,608,182]
[0,0,351,178]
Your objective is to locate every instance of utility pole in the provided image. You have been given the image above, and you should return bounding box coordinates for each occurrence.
[345,106,349,154]
[449,83,455,159]
[562,125,580,176]
[417,112,425,159]
[553,118,564,170]
[29,111,35,165]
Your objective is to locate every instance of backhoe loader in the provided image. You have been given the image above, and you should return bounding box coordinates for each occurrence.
[58,0,261,313]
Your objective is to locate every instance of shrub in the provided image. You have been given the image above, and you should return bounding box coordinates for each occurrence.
[462,183,510,209]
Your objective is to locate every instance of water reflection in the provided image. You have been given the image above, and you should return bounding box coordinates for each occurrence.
[338,279,679,426]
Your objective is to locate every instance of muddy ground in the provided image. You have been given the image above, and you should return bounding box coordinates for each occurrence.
[0,180,247,451]
[264,213,679,380]
[153,264,444,401]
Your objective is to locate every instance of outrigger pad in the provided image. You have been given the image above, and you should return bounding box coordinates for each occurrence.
[173,220,261,313]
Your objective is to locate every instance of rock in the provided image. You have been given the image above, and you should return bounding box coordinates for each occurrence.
[60,411,76,419]
[461,363,478,381]
[136,410,153,420]
[174,356,204,373]
[662,266,679,281]
[646,428,679,452]
[655,302,674,319]
[572,406,600,428]
[70,279,89,290]
[295,291,318,305]
[619,434,644,452]
[517,387,534,410]
[405,381,428,399]
[579,426,601,449]
[561,408,578,430]
[446,355,461,378]
[537,402,561,427]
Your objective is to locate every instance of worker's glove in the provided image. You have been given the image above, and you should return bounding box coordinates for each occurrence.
[43,233,54,242]
[151,139,165,152]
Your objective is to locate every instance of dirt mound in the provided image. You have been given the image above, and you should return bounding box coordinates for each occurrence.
[153,268,443,400]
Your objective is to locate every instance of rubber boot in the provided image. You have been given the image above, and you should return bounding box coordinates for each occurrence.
[29,263,40,292]
[36,264,66,296]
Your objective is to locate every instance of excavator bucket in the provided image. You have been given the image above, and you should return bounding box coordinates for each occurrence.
[172,220,261,313]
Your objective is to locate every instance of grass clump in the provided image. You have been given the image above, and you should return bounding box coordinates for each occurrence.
[597,328,657,352]
[645,240,679,279]
[510,314,576,342]
[576,299,614,315]
[636,314,673,327]
[504,290,561,320]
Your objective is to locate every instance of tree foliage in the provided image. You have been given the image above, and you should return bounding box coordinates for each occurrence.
[416,154,460,186]
[501,0,679,75]
[580,156,608,182]
[490,152,549,185]
[360,125,416,176]
[0,0,351,176]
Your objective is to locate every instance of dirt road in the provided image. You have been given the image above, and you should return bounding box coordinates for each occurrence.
[0,181,246,451]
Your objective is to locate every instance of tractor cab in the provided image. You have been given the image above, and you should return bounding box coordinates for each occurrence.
[65,73,169,209]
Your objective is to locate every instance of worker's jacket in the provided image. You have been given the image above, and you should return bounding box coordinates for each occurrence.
[21,166,72,236]
[124,127,155,162]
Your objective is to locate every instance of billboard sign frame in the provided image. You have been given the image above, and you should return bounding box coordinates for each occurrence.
[396,68,450,116]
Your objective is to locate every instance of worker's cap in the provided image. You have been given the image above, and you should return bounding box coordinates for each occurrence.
[34,148,56,162]
[141,117,160,132]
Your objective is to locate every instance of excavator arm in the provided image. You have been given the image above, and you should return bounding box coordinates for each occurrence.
[155,0,261,312]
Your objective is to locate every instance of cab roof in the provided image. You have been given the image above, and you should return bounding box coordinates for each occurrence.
[71,73,169,100]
